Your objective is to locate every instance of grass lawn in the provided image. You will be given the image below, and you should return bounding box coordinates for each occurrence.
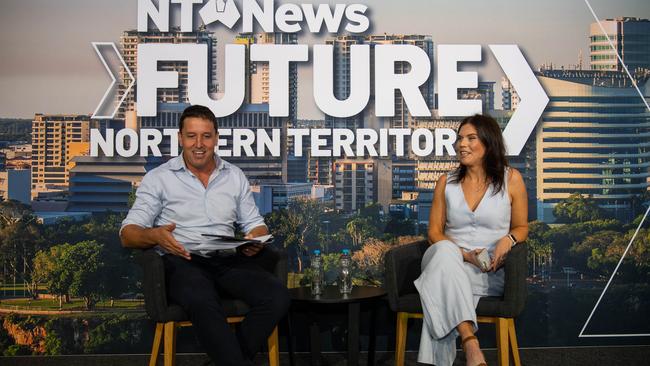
[0,284,46,292]
[1,297,144,310]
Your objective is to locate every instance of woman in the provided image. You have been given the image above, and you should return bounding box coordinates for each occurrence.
[414,114,529,366]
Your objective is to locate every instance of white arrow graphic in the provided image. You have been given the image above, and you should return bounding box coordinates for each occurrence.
[200,0,241,29]
[91,42,135,119]
[490,45,549,156]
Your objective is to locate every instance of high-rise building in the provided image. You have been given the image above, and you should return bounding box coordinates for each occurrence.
[31,114,93,198]
[287,155,308,183]
[333,159,392,212]
[501,77,520,111]
[409,115,460,190]
[324,35,367,131]
[391,159,417,199]
[312,35,367,185]
[118,28,218,118]
[536,68,650,221]
[234,33,298,123]
[459,81,495,112]
[590,17,650,72]
[235,32,301,180]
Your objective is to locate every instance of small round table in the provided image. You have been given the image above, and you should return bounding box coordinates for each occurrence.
[288,285,386,366]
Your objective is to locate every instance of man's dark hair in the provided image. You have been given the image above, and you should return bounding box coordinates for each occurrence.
[179,105,218,132]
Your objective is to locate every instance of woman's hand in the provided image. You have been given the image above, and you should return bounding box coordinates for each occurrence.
[463,248,490,272]
[490,237,512,272]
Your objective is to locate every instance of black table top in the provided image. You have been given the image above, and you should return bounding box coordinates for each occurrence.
[289,285,386,304]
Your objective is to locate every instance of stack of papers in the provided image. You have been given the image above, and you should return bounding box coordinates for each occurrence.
[192,234,274,256]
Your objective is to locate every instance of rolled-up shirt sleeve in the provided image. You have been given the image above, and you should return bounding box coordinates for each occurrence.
[120,172,163,235]
[235,172,266,234]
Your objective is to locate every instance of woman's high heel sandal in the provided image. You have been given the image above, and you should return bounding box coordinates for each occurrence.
[461,335,487,366]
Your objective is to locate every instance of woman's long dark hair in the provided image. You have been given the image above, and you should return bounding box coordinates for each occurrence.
[449,114,509,195]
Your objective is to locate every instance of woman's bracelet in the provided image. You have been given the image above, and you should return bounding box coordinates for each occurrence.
[506,233,518,247]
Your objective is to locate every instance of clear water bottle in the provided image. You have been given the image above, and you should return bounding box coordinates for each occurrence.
[311,250,323,296]
[339,249,352,294]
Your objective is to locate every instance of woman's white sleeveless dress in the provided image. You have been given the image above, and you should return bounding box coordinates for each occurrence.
[414,169,511,365]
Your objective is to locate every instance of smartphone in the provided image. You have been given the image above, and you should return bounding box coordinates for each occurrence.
[476,249,491,271]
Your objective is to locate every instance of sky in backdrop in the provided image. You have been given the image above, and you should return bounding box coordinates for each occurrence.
[0,0,648,119]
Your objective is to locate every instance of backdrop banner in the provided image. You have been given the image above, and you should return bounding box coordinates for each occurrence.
[0,0,649,359]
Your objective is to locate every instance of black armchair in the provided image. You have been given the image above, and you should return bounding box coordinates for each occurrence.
[384,240,527,366]
[137,247,287,366]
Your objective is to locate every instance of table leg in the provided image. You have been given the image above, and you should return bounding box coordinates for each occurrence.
[309,313,321,366]
[347,302,360,365]
[367,305,377,366]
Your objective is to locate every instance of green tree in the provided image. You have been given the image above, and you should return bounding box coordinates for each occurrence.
[0,318,14,352]
[83,214,137,303]
[43,330,63,355]
[586,228,650,281]
[345,217,375,248]
[553,193,605,223]
[0,200,32,226]
[384,216,416,237]
[3,344,32,356]
[83,314,140,354]
[357,203,384,225]
[630,190,650,219]
[40,213,137,304]
[0,208,45,298]
[36,240,114,309]
[543,219,620,269]
[266,198,323,272]
[527,221,551,276]
[66,241,107,310]
[35,244,74,308]
[571,230,620,274]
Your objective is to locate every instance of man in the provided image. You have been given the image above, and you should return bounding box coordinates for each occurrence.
[120,105,289,366]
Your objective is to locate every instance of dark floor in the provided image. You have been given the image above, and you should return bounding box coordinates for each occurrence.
[4,346,650,366]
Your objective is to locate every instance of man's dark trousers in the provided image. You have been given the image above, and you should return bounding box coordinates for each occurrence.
[162,248,290,366]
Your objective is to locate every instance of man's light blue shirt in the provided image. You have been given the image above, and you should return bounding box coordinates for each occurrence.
[121,154,266,253]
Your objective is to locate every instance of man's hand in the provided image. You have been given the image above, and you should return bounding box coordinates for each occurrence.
[240,242,264,257]
[240,225,269,256]
[153,223,191,260]
[489,237,512,272]
[463,248,490,273]
[240,232,265,256]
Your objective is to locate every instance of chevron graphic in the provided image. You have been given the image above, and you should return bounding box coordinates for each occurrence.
[91,42,135,119]
[490,45,549,156]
